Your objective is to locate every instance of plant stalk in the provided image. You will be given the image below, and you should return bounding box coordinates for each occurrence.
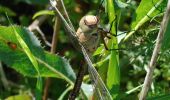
[139,0,170,99]
[43,15,61,100]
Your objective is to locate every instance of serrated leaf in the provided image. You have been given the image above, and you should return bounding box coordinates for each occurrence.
[33,10,55,19]
[10,22,42,99]
[0,26,76,84]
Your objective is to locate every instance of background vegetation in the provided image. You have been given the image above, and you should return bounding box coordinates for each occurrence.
[0,0,169,100]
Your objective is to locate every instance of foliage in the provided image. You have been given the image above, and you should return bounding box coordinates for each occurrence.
[0,0,170,100]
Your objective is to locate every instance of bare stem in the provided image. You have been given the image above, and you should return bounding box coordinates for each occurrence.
[43,10,61,100]
[51,17,61,53]
[28,15,47,31]
[139,1,170,100]
[36,27,52,47]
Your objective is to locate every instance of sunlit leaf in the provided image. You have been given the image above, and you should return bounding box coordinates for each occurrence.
[33,10,55,19]
[5,94,32,100]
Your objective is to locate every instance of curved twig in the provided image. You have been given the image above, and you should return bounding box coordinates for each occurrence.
[28,9,52,47]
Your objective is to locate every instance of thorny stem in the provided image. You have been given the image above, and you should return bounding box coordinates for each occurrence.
[139,1,170,100]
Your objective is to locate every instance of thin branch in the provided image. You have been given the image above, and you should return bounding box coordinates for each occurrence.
[50,17,61,53]
[28,14,52,47]
[28,15,47,31]
[43,7,61,100]
[36,27,52,47]
[139,1,170,100]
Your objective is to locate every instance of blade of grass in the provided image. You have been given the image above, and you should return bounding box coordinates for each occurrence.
[106,0,120,99]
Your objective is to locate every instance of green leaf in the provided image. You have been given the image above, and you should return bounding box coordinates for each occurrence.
[161,20,170,51]
[93,45,104,56]
[32,10,55,19]
[10,22,42,99]
[131,0,162,28]
[124,0,166,41]
[106,0,120,99]
[147,94,170,100]
[5,94,32,100]
[0,26,76,84]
